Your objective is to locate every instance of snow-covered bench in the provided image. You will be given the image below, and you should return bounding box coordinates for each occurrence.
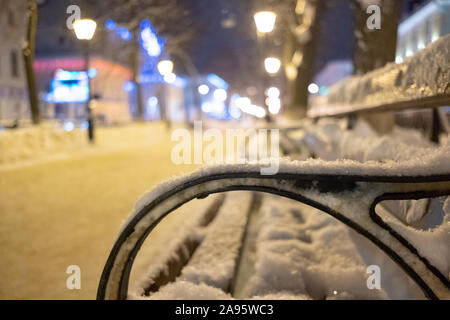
[97,36,450,301]
[98,151,450,300]
[307,34,450,140]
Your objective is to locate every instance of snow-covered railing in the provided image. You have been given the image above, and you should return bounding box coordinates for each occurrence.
[97,153,450,300]
[307,35,450,119]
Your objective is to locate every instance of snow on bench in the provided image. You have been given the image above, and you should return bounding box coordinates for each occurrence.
[133,192,254,299]
[308,34,450,118]
[98,139,450,300]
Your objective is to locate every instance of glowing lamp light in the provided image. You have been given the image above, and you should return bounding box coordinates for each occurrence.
[73,19,97,40]
[235,97,251,109]
[267,87,280,98]
[158,60,174,76]
[264,57,281,74]
[267,97,281,115]
[230,107,242,119]
[198,84,210,95]
[213,89,228,102]
[164,73,176,84]
[308,83,319,95]
[252,105,266,118]
[254,11,277,33]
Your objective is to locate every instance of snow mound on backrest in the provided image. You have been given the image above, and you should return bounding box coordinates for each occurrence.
[327,34,450,107]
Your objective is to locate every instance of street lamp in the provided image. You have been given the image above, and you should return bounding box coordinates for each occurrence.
[254,11,277,34]
[73,19,97,143]
[157,60,174,76]
[264,57,281,75]
[254,11,277,122]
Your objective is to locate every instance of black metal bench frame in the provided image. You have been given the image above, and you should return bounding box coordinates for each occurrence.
[97,171,450,300]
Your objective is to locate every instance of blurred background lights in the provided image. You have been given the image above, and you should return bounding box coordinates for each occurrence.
[230,107,242,119]
[254,11,277,33]
[267,97,281,115]
[63,121,75,132]
[116,26,132,41]
[157,60,174,76]
[235,97,251,109]
[213,88,227,102]
[88,68,98,78]
[198,84,210,95]
[141,22,163,57]
[163,73,176,84]
[267,87,280,98]
[73,19,97,40]
[308,83,319,94]
[147,96,158,108]
[264,57,281,74]
[105,19,117,30]
[123,81,135,92]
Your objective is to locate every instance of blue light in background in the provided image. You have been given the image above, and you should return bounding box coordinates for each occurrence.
[88,68,98,78]
[117,27,132,41]
[123,81,135,92]
[105,19,117,30]
[140,20,163,57]
[207,74,228,90]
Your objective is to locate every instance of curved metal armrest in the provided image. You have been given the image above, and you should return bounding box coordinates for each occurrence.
[97,170,450,300]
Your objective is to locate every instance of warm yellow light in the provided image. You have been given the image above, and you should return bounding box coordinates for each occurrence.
[157,60,174,76]
[254,11,277,33]
[73,19,97,40]
[267,87,280,98]
[264,57,281,74]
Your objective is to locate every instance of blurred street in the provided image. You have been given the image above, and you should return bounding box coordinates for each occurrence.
[0,124,198,299]
[0,0,449,301]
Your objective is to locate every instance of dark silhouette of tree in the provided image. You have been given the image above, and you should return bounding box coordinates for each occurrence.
[351,0,402,74]
[90,0,196,121]
[23,0,40,124]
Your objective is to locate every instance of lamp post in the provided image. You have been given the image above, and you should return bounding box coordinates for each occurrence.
[73,19,97,143]
[157,59,175,127]
[254,11,277,122]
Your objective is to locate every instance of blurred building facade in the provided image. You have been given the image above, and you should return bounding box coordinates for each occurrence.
[0,0,29,126]
[396,0,450,63]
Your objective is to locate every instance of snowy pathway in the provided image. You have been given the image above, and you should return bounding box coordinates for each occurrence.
[0,124,198,299]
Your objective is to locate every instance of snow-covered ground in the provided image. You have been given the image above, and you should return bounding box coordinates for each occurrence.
[0,123,200,299]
